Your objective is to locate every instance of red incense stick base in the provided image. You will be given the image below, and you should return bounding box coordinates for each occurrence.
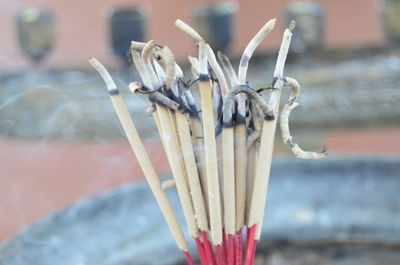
[235,228,243,265]
[201,231,217,265]
[227,234,235,265]
[183,250,195,265]
[216,244,227,265]
[244,225,257,265]
[195,237,208,265]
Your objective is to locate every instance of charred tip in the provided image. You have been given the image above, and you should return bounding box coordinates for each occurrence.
[321,145,329,155]
[215,122,223,136]
[240,55,250,67]
[235,113,246,125]
[265,114,275,120]
[289,96,297,106]
[286,138,295,148]
[222,119,234,128]
[271,76,278,88]
[108,87,120,95]
[289,20,296,31]
[199,74,209,81]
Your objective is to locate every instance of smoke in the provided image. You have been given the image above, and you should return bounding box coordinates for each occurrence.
[0,67,161,244]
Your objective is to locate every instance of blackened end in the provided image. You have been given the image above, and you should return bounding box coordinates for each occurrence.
[271,77,278,88]
[265,114,275,120]
[235,114,246,125]
[222,119,234,128]
[215,122,223,136]
[199,74,209,81]
[108,88,120,95]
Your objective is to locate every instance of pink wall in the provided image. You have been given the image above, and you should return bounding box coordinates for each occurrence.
[0,0,384,71]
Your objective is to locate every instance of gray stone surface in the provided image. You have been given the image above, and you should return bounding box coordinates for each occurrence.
[1,54,400,140]
[1,157,399,265]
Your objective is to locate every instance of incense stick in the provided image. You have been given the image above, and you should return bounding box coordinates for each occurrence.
[92,16,329,265]
[248,21,294,230]
[198,41,223,247]
[236,20,276,242]
[245,101,262,226]
[162,48,210,234]
[187,55,211,226]
[217,52,239,88]
[280,77,327,159]
[138,41,200,240]
[206,46,236,259]
[222,84,272,265]
[154,45,216,265]
[237,19,276,85]
[88,58,190,257]
[175,20,224,251]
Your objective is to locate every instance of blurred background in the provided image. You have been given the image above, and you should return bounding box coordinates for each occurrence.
[0,0,399,244]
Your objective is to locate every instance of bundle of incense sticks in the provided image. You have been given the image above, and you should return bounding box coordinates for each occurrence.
[89,18,326,265]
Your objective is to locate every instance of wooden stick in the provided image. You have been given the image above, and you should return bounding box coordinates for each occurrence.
[161,179,177,190]
[248,22,295,231]
[206,44,229,97]
[187,55,210,220]
[176,110,210,231]
[221,99,236,265]
[188,37,222,264]
[89,58,188,251]
[217,51,239,88]
[175,19,204,43]
[198,41,223,246]
[280,77,327,159]
[237,19,276,85]
[161,47,210,233]
[214,54,238,239]
[235,19,276,234]
[245,141,258,226]
[128,49,174,178]
[154,46,215,265]
[245,101,262,226]
[205,45,233,250]
[143,42,199,239]
[221,113,235,236]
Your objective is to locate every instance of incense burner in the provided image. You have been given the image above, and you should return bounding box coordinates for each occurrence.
[1,158,399,265]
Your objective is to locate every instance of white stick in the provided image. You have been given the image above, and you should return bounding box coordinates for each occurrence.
[280,77,327,159]
[206,44,229,97]
[164,51,210,232]
[187,55,210,219]
[217,51,239,88]
[89,58,188,251]
[248,22,295,229]
[233,21,277,231]
[175,19,204,43]
[141,41,199,238]
[198,41,223,245]
[238,19,276,85]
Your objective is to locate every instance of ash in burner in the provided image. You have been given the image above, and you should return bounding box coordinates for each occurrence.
[253,243,400,265]
[176,243,400,265]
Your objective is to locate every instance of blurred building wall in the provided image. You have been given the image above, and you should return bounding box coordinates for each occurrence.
[0,0,384,71]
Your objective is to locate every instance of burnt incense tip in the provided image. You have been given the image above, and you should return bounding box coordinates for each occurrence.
[322,145,329,155]
[236,113,246,125]
[108,87,120,95]
[271,76,280,88]
[199,74,209,81]
[222,121,234,128]
[289,20,296,31]
[240,55,250,67]
[265,114,275,120]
